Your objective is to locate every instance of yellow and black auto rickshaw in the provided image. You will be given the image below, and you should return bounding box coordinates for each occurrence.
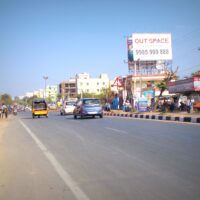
[32,98,48,118]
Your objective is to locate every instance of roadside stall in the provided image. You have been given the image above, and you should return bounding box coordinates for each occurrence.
[168,76,200,112]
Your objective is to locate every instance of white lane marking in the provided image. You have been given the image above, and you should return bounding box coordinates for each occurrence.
[105,127,128,134]
[19,119,90,200]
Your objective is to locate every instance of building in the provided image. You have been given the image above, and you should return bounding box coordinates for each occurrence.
[76,73,110,95]
[59,73,111,100]
[59,78,77,100]
[45,85,58,102]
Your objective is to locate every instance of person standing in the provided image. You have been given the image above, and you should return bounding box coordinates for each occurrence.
[2,104,8,118]
[186,99,192,113]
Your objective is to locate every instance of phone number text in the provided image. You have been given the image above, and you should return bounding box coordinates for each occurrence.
[135,49,169,55]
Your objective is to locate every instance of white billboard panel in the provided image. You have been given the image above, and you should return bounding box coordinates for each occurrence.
[132,33,172,61]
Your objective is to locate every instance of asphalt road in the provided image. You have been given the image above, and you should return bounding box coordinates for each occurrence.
[1,111,200,200]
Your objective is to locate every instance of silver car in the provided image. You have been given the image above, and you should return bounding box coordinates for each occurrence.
[60,101,76,115]
[73,98,103,119]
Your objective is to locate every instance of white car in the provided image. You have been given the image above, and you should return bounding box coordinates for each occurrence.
[60,101,76,115]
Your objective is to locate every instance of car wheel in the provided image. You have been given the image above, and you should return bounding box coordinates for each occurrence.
[74,115,77,119]
[32,115,35,119]
[100,114,103,118]
[92,115,95,118]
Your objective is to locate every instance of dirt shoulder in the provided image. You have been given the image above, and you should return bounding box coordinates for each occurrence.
[0,115,14,142]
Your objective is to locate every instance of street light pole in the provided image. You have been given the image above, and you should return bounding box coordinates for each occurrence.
[43,76,48,99]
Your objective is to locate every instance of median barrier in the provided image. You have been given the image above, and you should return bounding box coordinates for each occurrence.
[103,111,200,124]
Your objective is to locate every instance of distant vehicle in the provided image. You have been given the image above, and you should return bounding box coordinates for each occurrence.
[32,98,48,118]
[73,98,103,119]
[60,101,76,115]
[48,103,57,110]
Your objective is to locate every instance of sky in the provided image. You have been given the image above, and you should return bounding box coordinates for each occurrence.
[0,0,200,97]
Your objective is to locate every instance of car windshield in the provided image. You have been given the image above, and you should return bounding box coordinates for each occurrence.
[83,99,100,105]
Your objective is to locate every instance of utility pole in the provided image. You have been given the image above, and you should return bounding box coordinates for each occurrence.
[43,76,48,99]
[139,59,142,98]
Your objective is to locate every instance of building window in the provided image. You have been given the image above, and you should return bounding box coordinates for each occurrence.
[102,82,105,85]
[97,82,99,85]
[87,83,89,86]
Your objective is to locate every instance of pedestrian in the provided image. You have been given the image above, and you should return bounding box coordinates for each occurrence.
[186,99,192,113]
[124,100,131,112]
[0,105,2,118]
[2,104,8,118]
[112,94,119,110]
[150,98,156,112]
[169,101,175,112]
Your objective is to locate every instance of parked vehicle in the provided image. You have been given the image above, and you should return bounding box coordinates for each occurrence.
[73,98,103,119]
[32,98,48,118]
[60,101,76,115]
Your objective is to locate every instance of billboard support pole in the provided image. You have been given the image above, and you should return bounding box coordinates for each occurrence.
[133,61,137,107]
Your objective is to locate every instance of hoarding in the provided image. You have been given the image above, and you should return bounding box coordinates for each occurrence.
[127,37,134,62]
[168,77,200,93]
[132,33,172,61]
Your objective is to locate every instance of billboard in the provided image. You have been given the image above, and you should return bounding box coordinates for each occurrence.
[168,77,200,93]
[127,37,134,62]
[132,33,172,61]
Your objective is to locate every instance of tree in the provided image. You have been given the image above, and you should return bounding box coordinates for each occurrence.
[0,93,13,105]
[156,67,178,98]
[192,70,200,76]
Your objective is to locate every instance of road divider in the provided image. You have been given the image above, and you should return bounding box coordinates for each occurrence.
[103,112,200,124]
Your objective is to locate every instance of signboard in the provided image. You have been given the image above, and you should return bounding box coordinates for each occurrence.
[137,99,148,112]
[127,37,134,62]
[143,90,155,105]
[168,77,200,93]
[194,76,200,91]
[111,77,123,88]
[132,33,172,61]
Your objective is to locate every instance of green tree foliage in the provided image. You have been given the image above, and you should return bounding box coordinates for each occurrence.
[0,93,13,105]
[192,70,200,76]
[156,67,178,98]
[21,95,38,106]
[76,86,113,105]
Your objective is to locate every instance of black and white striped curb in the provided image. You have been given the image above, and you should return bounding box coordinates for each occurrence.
[104,112,200,123]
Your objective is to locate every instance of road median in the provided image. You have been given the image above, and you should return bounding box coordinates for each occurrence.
[103,110,200,124]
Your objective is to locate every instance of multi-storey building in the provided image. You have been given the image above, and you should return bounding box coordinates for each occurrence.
[45,85,58,102]
[59,73,111,100]
[76,73,110,95]
[59,78,77,100]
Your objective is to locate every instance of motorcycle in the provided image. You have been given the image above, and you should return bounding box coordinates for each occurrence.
[13,108,17,116]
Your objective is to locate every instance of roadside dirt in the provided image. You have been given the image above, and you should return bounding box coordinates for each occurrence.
[0,115,14,158]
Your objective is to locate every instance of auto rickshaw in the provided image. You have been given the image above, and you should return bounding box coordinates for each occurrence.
[32,98,48,118]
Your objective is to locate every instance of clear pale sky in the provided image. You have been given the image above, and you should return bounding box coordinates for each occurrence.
[1,0,200,97]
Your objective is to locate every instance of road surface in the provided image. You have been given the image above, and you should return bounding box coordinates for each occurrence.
[1,112,200,200]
